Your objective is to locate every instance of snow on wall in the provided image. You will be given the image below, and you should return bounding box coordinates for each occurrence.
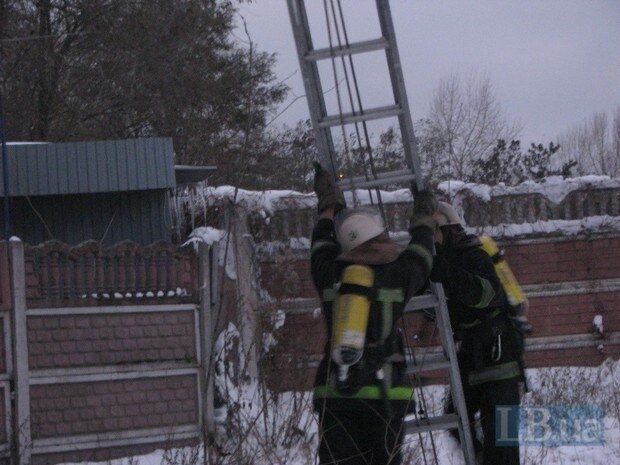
[177,175,620,214]
[467,215,620,239]
[438,175,620,204]
[176,175,620,244]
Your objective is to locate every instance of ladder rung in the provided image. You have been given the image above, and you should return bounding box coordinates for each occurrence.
[336,168,413,186]
[406,357,451,374]
[338,172,416,190]
[405,413,460,435]
[318,105,402,128]
[404,294,440,313]
[305,38,389,61]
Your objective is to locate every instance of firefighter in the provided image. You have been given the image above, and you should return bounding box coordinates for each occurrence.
[425,201,522,465]
[310,163,437,465]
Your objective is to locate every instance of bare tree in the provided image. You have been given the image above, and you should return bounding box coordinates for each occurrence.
[557,107,620,177]
[427,74,522,181]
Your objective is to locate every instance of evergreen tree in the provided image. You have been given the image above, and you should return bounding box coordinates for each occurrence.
[522,142,576,180]
[472,139,523,185]
[0,0,287,185]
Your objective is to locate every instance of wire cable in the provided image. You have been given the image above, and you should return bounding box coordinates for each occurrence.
[323,3,440,463]
[325,0,376,209]
[322,0,359,207]
[333,0,388,223]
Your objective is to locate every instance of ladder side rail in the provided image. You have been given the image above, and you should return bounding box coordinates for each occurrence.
[287,4,475,464]
[287,0,340,178]
[375,0,423,191]
[431,281,477,464]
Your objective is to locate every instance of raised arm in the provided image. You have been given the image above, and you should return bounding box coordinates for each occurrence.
[310,164,346,294]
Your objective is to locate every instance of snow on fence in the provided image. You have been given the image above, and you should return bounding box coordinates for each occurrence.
[172,175,620,243]
[440,176,620,227]
[0,239,221,465]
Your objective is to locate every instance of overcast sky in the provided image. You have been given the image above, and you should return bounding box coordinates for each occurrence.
[238,0,620,145]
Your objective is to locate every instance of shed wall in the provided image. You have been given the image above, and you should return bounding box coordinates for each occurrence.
[4,190,170,245]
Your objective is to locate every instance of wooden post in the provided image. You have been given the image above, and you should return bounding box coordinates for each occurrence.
[9,239,31,465]
[231,206,259,379]
[197,242,215,439]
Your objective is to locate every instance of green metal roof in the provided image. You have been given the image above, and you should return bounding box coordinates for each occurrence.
[1,138,176,196]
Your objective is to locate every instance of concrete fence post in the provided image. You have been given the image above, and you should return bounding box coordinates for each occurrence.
[8,239,31,465]
[198,241,216,441]
[231,205,259,380]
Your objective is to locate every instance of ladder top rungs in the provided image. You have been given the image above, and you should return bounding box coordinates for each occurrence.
[305,37,389,61]
[337,168,414,186]
[337,172,416,191]
[405,413,460,435]
[319,104,402,128]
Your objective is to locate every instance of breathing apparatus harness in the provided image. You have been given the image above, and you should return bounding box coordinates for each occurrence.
[439,229,530,390]
[479,236,533,336]
[330,263,404,416]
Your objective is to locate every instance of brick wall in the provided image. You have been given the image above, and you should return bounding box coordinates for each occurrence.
[0,240,214,465]
[28,310,197,370]
[30,375,198,439]
[260,235,620,391]
[503,237,620,284]
[260,236,620,298]
[527,291,619,337]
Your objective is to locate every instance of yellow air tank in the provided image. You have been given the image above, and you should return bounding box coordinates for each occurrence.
[331,265,375,381]
[479,236,525,307]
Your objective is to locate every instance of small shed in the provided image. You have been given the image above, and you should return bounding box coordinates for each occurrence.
[1,138,214,245]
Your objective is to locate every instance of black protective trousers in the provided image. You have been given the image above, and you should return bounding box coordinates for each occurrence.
[317,402,405,465]
[447,377,521,465]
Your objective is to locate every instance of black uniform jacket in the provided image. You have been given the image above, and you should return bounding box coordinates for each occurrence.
[310,218,434,411]
[433,235,522,386]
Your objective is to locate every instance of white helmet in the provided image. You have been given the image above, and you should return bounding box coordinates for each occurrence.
[433,201,462,227]
[335,208,385,252]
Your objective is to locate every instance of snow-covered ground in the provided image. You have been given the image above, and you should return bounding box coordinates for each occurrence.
[62,359,620,465]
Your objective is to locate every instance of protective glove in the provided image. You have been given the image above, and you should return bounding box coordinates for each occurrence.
[409,190,439,232]
[313,162,346,214]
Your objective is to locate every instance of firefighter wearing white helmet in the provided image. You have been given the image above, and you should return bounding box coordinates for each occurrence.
[335,207,385,252]
[309,163,436,465]
[426,197,524,465]
[434,201,463,226]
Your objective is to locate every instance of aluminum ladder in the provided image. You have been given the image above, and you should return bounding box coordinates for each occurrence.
[286,1,476,464]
